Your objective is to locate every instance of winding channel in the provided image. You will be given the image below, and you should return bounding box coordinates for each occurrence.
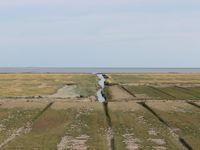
[96,74,115,150]
[96,74,106,102]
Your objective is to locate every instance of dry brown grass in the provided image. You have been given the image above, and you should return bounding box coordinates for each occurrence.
[0,74,97,97]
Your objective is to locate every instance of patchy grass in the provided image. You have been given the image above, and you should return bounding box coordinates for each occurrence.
[124,85,174,99]
[107,74,200,100]
[64,106,109,149]
[0,74,97,97]
[148,102,200,149]
[3,102,109,150]
[104,85,133,101]
[187,87,200,96]
[0,108,42,145]
[2,108,70,150]
[1,73,200,149]
[108,102,181,149]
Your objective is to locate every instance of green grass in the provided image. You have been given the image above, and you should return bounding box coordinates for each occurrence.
[109,74,200,85]
[2,108,74,150]
[104,86,112,100]
[109,74,152,84]
[107,74,200,100]
[64,107,109,150]
[124,85,174,99]
[159,86,198,100]
[151,107,200,148]
[0,108,41,144]
[187,87,200,97]
[3,103,109,150]
[109,104,181,149]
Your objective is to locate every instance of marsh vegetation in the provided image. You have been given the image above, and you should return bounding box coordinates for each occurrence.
[0,73,200,149]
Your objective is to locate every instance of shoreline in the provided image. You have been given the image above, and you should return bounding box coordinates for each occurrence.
[1,67,200,74]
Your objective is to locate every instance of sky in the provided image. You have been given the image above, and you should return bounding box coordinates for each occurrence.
[0,0,200,67]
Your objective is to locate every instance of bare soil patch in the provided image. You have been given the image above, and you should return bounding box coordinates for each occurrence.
[148,128,159,136]
[148,138,166,145]
[195,101,200,106]
[57,135,89,150]
[123,134,140,150]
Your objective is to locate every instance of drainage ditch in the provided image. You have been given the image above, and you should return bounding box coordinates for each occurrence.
[96,74,115,150]
[120,85,136,97]
[187,101,200,109]
[138,102,169,127]
[32,102,54,121]
[97,74,106,103]
[175,86,200,99]
[138,102,193,150]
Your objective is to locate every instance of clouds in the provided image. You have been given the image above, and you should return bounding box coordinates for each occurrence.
[0,0,200,67]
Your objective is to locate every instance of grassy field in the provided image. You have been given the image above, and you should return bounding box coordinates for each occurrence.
[0,74,97,97]
[0,102,109,150]
[147,101,200,149]
[158,86,198,100]
[108,102,182,150]
[106,74,200,100]
[2,101,194,149]
[124,85,174,100]
[108,74,200,85]
[0,100,200,149]
[0,73,200,149]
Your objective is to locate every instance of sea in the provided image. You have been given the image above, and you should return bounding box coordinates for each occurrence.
[0,68,200,73]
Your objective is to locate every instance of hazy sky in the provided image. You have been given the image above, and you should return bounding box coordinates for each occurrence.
[0,0,200,67]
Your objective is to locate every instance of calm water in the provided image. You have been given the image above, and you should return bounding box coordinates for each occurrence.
[96,74,106,103]
[0,67,200,73]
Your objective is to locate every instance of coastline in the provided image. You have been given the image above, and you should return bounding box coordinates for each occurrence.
[1,67,200,74]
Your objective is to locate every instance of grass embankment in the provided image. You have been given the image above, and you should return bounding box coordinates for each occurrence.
[0,74,97,97]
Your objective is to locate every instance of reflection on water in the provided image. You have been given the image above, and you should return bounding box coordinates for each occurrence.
[97,89,105,102]
[96,74,106,102]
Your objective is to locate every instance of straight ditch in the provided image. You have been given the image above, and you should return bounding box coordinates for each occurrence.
[187,101,200,109]
[32,102,54,122]
[120,85,136,97]
[175,86,200,99]
[138,102,193,150]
